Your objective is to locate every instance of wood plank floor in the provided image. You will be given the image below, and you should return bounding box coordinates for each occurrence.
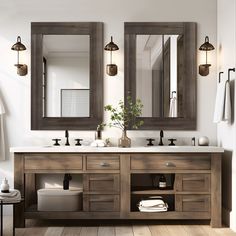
[2,217,236,236]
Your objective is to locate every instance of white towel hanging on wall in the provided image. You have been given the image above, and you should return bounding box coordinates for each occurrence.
[0,96,5,161]
[169,97,177,117]
[213,80,231,123]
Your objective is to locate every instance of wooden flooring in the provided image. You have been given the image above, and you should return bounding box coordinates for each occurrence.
[2,217,236,236]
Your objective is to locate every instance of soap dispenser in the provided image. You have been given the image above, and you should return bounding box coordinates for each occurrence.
[1,178,10,193]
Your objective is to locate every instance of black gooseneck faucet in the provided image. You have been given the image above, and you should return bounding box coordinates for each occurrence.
[65,130,70,146]
[159,130,164,146]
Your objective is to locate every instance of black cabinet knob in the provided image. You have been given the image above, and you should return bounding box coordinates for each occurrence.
[168,138,177,146]
[146,138,155,146]
[75,139,83,146]
[52,139,61,146]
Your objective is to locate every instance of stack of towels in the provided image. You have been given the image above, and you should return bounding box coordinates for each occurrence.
[138,196,168,212]
[0,189,21,203]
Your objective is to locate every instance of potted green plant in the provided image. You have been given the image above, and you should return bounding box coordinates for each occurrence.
[104,96,144,147]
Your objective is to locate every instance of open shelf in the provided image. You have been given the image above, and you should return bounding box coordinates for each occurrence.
[130,173,176,212]
[131,186,175,195]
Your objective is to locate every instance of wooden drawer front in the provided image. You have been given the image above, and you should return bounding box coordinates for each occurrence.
[83,174,120,193]
[83,195,120,212]
[176,195,210,212]
[86,155,120,170]
[130,154,211,170]
[24,154,82,170]
[175,174,210,193]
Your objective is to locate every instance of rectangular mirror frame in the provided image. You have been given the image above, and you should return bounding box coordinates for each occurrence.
[31,22,104,130]
[124,22,197,130]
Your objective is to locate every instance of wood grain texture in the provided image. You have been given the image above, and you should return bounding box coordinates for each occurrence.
[175,173,210,193]
[44,227,64,236]
[130,154,211,170]
[175,194,210,212]
[80,227,98,236]
[3,216,236,236]
[86,155,120,170]
[149,225,170,236]
[13,152,222,227]
[83,174,120,193]
[120,155,131,218]
[133,226,152,236]
[98,226,115,236]
[115,226,133,236]
[31,22,104,130]
[24,154,83,170]
[83,194,120,212]
[124,22,197,130]
[211,153,222,227]
[14,154,25,228]
[61,227,81,236]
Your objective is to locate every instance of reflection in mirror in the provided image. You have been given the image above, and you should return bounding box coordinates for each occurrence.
[136,35,184,118]
[42,35,90,117]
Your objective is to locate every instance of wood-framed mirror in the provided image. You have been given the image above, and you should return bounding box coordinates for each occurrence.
[31,22,103,130]
[124,22,197,130]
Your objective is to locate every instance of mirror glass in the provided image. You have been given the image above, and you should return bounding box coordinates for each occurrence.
[42,35,90,117]
[136,34,184,118]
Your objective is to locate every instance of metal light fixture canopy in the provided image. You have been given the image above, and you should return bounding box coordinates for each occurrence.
[104,36,119,76]
[199,36,215,76]
[11,36,28,76]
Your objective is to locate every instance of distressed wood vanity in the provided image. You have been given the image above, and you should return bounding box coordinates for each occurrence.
[11,146,223,228]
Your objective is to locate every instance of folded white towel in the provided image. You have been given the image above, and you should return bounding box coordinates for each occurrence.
[138,204,168,212]
[0,189,21,203]
[169,97,177,117]
[213,80,231,123]
[139,199,165,208]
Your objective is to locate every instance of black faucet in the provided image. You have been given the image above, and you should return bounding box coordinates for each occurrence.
[63,174,72,190]
[65,130,70,146]
[159,130,164,146]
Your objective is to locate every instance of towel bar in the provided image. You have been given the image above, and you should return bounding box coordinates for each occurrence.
[228,68,235,82]
[218,72,224,83]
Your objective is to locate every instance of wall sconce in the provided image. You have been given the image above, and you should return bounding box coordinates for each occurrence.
[11,36,28,76]
[104,36,119,76]
[199,36,215,76]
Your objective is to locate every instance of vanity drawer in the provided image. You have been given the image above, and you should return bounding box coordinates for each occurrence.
[175,174,210,193]
[83,194,120,212]
[175,195,210,212]
[86,155,120,170]
[83,174,120,193]
[130,154,211,170]
[24,154,83,170]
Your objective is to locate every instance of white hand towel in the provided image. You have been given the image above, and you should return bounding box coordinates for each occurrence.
[224,81,231,122]
[169,97,177,117]
[213,81,231,123]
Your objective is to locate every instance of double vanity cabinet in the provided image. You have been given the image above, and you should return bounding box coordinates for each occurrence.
[11,146,223,228]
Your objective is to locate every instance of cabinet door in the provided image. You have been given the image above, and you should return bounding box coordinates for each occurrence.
[83,195,120,212]
[175,195,210,212]
[83,174,120,193]
[175,174,210,193]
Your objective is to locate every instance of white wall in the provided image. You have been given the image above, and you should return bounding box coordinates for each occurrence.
[217,0,236,231]
[0,0,217,214]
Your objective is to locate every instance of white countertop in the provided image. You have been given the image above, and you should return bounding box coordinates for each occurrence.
[10,146,224,153]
